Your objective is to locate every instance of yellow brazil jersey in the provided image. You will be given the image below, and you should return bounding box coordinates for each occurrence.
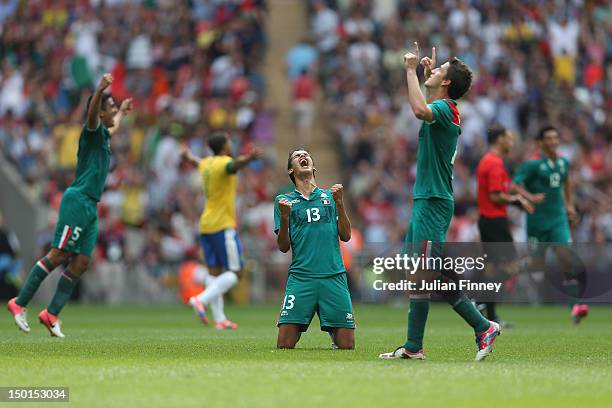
[198,155,237,234]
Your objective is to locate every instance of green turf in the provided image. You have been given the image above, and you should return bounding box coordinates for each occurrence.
[1,303,611,408]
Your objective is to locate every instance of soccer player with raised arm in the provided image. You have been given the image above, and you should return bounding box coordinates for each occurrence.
[181,133,262,329]
[275,149,355,350]
[512,125,589,324]
[8,74,132,337]
[379,43,501,361]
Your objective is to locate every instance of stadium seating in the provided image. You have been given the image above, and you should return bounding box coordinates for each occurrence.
[305,0,610,244]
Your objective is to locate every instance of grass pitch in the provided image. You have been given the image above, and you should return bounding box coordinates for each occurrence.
[1,303,611,408]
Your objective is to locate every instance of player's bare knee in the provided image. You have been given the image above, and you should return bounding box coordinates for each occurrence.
[276,338,297,349]
[333,331,355,349]
[277,327,299,349]
[70,256,91,276]
[277,343,296,349]
[47,248,69,266]
[335,338,355,350]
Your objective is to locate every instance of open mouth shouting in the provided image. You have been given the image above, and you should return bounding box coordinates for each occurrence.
[299,157,309,168]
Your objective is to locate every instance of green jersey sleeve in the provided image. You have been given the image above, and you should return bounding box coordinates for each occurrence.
[273,195,282,234]
[561,157,570,183]
[427,99,451,126]
[83,121,103,136]
[513,160,537,185]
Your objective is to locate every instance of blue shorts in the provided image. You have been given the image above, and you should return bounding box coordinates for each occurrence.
[199,229,244,271]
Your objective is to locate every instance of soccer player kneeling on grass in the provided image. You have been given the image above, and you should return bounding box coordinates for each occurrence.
[8,74,132,337]
[275,149,355,349]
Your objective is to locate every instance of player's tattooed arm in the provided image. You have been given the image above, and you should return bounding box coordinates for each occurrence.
[87,73,113,131]
[331,184,351,242]
[277,198,292,253]
[109,98,133,136]
[180,145,201,166]
[227,146,263,173]
[404,42,433,122]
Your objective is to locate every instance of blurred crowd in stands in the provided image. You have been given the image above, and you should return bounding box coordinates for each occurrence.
[0,0,288,302]
[293,0,611,245]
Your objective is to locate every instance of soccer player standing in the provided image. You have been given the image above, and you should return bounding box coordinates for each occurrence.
[8,73,132,337]
[181,134,262,329]
[475,127,540,327]
[379,43,501,361]
[512,126,589,323]
[275,149,355,349]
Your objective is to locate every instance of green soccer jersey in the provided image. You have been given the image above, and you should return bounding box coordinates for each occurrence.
[274,187,345,277]
[412,99,462,201]
[513,152,569,230]
[70,122,112,202]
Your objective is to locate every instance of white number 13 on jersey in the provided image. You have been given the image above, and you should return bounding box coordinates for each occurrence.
[282,295,295,310]
[306,208,320,223]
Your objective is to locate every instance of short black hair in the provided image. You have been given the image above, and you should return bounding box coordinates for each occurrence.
[287,148,313,185]
[487,126,507,145]
[85,92,113,118]
[446,57,473,100]
[537,125,558,141]
[209,133,229,155]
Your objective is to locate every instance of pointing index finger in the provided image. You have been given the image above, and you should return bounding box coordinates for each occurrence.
[432,46,436,64]
[414,42,420,59]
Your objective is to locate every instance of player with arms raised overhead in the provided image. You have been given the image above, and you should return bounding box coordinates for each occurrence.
[379,43,501,361]
[275,149,355,349]
[8,74,133,337]
[512,125,589,324]
[181,133,262,329]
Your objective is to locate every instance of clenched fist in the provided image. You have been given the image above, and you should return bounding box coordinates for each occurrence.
[404,42,420,71]
[97,73,113,91]
[278,198,292,219]
[330,183,344,205]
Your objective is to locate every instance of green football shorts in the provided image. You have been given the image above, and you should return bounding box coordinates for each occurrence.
[528,219,572,245]
[528,218,572,258]
[404,198,454,257]
[277,273,355,332]
[52,188,99,257]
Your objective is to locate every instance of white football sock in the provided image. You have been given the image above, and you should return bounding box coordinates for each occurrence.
[203,274,215,286]
[210,295,227,323]
[195,274,226,322]
[196,271,238,305]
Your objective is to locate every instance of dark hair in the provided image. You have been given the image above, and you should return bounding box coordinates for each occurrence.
[487,126,507,145]
[85,93,113,119]
[446,57,473,100]
[209,133,229,155]
[287,148,313,185]
[537,125,558,141]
